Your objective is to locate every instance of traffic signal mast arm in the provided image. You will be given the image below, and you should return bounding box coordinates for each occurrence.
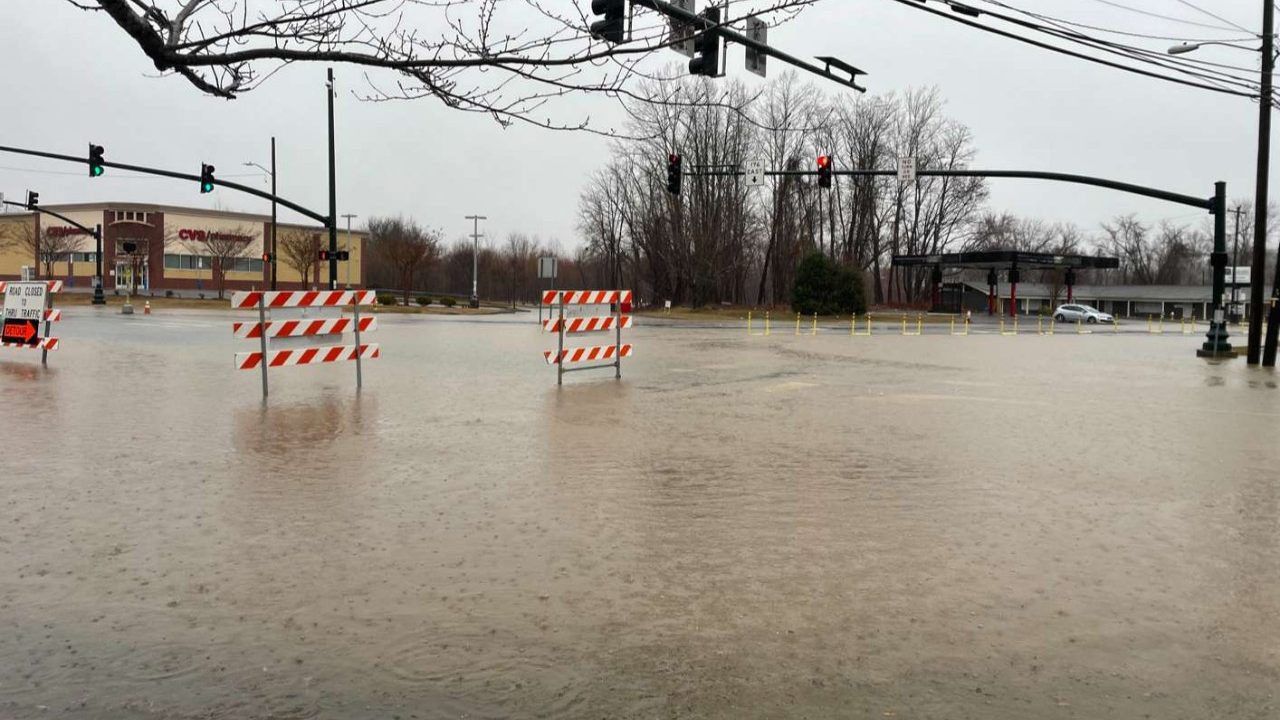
[0,144,329,225]
[629,0,867,91]
[0,199,102,237]
[686,165,1212,210]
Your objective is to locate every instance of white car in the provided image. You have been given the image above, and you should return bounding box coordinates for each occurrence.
[1054,304,1114,324]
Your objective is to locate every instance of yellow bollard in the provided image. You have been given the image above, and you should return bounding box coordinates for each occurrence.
[851,314,856,336]
[795,313,801,336]
[868,313,873,336]
[1037,316,1043,335]
[811,312,817,336]
[950,317,955,335]
[765,311,771,336]
[1077,318,1083,335]
[1049,318,1055,336]
[1148,315,1154,334]
[747,310,753,336]
[917,314,923,335]
[901,316,907,335]
[1159,316,1165,334]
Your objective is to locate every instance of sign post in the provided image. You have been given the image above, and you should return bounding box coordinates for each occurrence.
[538,256,558,324]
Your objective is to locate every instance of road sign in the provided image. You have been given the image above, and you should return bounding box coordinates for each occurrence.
[3,281,48,345]
[744,159,766,187]
[667,0,695,58]
[1,317,39,345]
[745,18,768,77]
[1227,266,1251,285]
[538,256,558,280]
[897,156,916,185]
[1,280,62,360]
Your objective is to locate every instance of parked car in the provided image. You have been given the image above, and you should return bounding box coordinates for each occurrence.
[1054,304,1114,324]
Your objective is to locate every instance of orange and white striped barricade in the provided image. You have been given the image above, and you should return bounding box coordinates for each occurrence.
[541,289,633,385]
[230,289,378,397]
[1,280,64,366]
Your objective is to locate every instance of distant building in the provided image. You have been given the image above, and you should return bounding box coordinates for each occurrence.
[942,281,1272,320]
[0,202,366,294]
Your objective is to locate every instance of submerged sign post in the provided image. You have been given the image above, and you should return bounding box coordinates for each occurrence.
[230,289,380,398]
[1,280,63,365]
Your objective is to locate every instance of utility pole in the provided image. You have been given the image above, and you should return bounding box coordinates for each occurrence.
[327,67,339,290]
[342,213,358,288]
[1248,1,1274,364]
[465,215,486,308]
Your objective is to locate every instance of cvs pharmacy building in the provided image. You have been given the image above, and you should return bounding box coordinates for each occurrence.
[0,202,365,294]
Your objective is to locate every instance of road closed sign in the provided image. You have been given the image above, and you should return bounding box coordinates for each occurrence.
[3,281,48,345]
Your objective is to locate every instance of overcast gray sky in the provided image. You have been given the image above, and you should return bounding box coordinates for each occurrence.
[0,0,1269,249]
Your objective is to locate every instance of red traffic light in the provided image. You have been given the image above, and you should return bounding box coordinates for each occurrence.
[817,155,831,169]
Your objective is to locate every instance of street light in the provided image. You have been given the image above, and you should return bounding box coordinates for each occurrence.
[1167,41,1256,55]
[1169,21,1275,364]
[243,136,278,290]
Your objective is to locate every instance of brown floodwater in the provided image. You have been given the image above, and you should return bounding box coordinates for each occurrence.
[1,307,1277,719]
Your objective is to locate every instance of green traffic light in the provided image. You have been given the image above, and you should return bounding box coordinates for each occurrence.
[91,165,104,177]
[201,182,214,193]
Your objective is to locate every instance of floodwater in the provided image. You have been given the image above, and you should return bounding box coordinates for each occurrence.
[1,307,1277,719]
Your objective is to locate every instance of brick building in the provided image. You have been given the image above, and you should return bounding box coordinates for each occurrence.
[0,202,365,294]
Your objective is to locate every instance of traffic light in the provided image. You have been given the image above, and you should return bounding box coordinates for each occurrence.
[25,190,38,209]
[262,252,273,264]
[817,155,833,189]
[666,153,683,195]
[589,0,626,44]
[319,249,331,261]
[89,144,105,177]
[689,6,722,77]
[199,163,216,193]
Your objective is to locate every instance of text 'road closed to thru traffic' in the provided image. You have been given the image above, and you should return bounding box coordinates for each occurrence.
[0,280,63,357]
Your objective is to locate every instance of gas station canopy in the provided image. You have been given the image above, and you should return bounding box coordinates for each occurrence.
[893,251,1119,270]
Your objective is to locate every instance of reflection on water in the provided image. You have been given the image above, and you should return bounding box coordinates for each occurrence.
[0,310,1278,719]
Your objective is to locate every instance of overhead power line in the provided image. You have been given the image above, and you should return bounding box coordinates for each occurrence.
[1079,0,1252,32]
[1169,0,1255,35]
[889,0,1264,100]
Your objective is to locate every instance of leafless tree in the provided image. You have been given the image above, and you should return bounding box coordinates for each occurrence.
[368,216,441,305]
[1,224,85,279]
[278,228,323,288]
[70,0,821,132]
[504,233,540,307]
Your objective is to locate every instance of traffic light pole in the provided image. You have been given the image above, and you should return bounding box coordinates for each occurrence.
[270,136,278,291]
[327,68,339,290]
[686,165,1231,359]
